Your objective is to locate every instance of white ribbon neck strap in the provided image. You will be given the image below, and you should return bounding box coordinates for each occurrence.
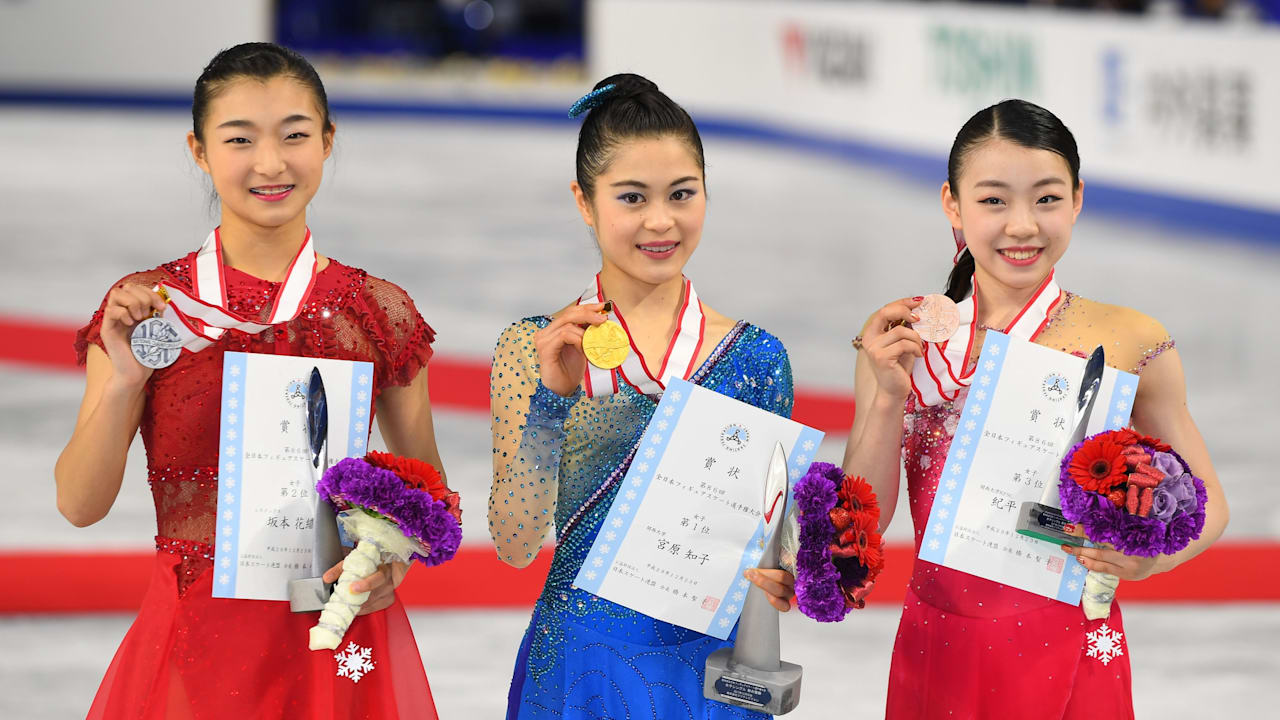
[160,228,318,352]
[576,274,706,398]
[910,270,1062,407]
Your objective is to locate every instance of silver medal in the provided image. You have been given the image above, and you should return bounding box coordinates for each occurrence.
[130,316,184,369]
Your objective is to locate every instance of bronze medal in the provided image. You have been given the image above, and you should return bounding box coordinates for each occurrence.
[913,294,960,343]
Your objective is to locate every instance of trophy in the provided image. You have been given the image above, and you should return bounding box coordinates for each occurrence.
[704,442,802,715]
[1016,345,1105,546]
[288,367,345,612]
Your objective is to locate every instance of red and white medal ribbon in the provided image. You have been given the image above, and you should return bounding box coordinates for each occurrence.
[910,270,1062,406]
[160,228,318,353]
[576,274,706,398]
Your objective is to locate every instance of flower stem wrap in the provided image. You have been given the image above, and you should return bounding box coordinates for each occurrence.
[309,508,427,651]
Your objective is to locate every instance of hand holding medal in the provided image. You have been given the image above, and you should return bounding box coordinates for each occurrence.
[98,283,173,382]
[857,296,928,401]
[533,302,612,397]
[581,300,629,370]
[128,286,184,370]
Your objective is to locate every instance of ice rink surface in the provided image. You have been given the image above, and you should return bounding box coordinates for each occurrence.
[1,107,1277,718]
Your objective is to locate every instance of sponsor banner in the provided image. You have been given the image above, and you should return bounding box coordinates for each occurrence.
[590,0,1279,212]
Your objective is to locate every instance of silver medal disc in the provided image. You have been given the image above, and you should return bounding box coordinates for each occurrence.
[130,316,184,369]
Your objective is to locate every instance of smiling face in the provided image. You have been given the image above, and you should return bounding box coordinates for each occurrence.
[187,75,334,233]
[573,135,706,288]
[943,137,1083,293]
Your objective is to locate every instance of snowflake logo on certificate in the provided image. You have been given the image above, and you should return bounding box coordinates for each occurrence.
[335,642,376,683]
[1085,623,1125,666]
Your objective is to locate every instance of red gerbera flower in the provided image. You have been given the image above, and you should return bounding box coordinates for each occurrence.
[364,451,449,500]
[1067,438,1128,493]
[839,475,879,519]
[832,513,883,573]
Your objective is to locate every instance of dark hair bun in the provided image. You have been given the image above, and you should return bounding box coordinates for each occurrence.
[572,73,706,197]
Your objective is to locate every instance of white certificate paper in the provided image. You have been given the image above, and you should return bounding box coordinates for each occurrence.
[573,378,825,639]
[212,352,374,601]
[918,332,1139,605]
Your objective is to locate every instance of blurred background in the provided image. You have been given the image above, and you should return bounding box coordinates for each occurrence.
[1,0,1277,717]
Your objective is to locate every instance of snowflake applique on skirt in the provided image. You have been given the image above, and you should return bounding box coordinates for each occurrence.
[1085,623,1125,666]
[336,642,376,683]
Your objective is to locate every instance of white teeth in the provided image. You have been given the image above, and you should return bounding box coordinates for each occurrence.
[1000,249,1040,260]
[251,186,292,195]
[641,244,676,253]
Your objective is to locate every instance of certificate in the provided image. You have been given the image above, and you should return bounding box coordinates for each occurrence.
[212,352,374,601]
[918,332,1139,604]
[573,378,825,639]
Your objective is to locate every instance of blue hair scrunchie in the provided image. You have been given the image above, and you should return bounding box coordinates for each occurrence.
[568,84,617,119]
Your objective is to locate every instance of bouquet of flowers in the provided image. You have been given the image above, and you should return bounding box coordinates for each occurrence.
[1059,428,1207,618]
[780,462,885,623]
[308,451,462,651]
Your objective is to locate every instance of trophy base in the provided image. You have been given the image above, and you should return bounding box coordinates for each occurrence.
[1015,502,1088,546]
[704,648,802,715]
[288,577,333,612]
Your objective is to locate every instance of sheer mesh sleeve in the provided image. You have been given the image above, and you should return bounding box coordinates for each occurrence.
[488,319,582,566]
[74,266,179,366]
[360,274,436,388]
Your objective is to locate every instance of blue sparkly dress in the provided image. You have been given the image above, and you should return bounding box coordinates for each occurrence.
[490,317,794,720]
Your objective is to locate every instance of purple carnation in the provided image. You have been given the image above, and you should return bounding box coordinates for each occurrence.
[1114,514,1167,557]
[791,462,854,623]
[794,462,842,516]
[317,457,462,567]
[1164,513,1200,555]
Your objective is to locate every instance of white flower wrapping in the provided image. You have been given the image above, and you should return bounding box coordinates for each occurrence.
[308,508,429,651]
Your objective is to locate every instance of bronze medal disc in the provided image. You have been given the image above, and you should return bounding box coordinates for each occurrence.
[913,294,960,343]
[582,320,630,370]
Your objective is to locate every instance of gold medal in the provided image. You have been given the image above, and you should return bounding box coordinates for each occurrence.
[582,301,630,370]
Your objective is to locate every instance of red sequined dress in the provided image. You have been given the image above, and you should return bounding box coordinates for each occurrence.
[76,253,440,720]
[884,293,1176,720]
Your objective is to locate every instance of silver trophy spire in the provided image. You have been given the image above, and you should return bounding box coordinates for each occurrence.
[704,442,803,714]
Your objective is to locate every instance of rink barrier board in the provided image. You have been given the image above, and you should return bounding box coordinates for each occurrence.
[0,541,1275,613]
[1,88,1277,245]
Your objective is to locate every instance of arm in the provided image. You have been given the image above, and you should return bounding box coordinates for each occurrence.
[1066,347,1228,580]
[840,299,925,533]
[376,365,448,483]
[340,365,450,613]
[488,312,603,568]
[1135,348,1227,573]
[54,285,164,527]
